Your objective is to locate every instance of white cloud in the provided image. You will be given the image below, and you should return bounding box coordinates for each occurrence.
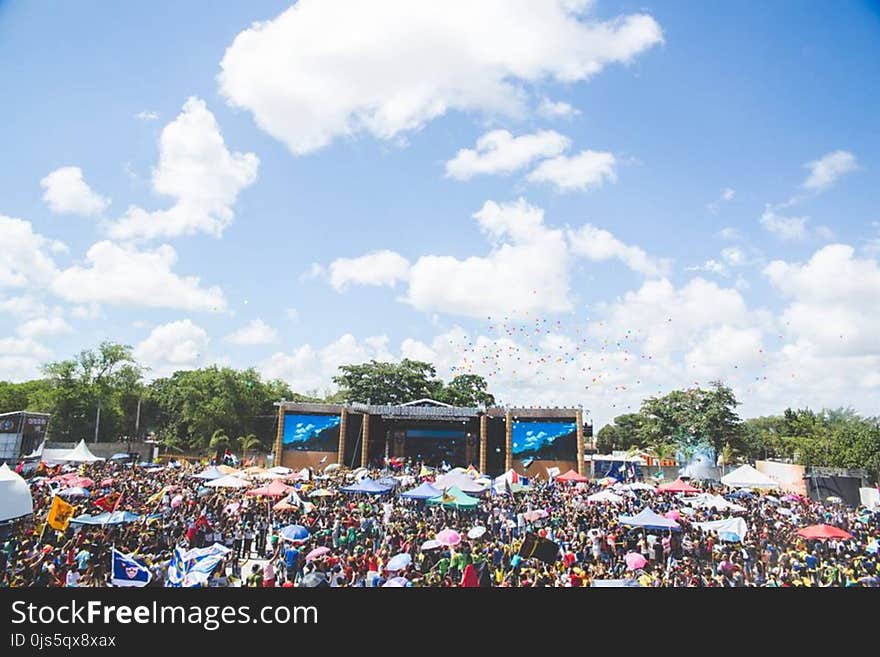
[135,110,159,121]
[802,150,857,191]
[721,187,735,201]
[108,97,259,240]
[718,227,741,241]
[218,0,662,154]
[285,308,299,322]
[764,244,880,356]
[526,149,616,192]
[686,259,727,276]
[225,319,280,345]
[17,317,73,338]
[445,129,570,180]
[567,224,669,276]
[721,247,745,266]
[40,166,110,216]
[0,215,64,288]
[760,208,808,241]
[537,97,580,119]
[0,295,51,321]
[328,251,411,291]
[71,304,102,320]
[134,319,209,378]
[405,199,572,317]
[51,241,227,312]
[0,337,51,382]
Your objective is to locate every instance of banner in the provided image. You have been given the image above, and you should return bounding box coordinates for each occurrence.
[111,549,152,587]
[518,531,560,565]
[46,495,75,531]
[755,460,807,495]
[166,543,231,587]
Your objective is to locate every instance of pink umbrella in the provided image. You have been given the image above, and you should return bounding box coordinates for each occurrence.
[99,478,114,487]
[523,509,549,522]
[435,528,461,547]
[306,546,331,562]
[170,494,184,508]
[625,552,647,571]
[665,510,682,521]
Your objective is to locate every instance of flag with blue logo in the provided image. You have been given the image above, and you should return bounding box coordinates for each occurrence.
[166,543,230,587]
[111,548,152,587]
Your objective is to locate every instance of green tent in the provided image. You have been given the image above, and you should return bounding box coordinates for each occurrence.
[426,486,480,510]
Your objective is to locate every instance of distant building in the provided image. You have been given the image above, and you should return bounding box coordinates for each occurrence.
[0,411,50,464]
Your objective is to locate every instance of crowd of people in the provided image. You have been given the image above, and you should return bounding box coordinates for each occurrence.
[2,457,878,587]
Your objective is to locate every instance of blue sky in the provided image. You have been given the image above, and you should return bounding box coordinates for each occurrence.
[1,1,878,427]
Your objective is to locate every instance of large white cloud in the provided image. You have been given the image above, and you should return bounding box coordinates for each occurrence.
[328,251,411,291]
[51,241,227,312]
[16,317,73,339]
[760,208,808,241]
[40,166,110,216]
[802,150,857,192]
[108,97,259,240]
[0,337,52,382]
[224,319,280,346]
[134,319,209,378]
[0,215,65,288]
[445,129,570,180]
[526,149,616,192]
[219,0,662,154]
[567,224,669,276]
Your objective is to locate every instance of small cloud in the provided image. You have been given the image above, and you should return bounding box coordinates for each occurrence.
[135,110,159,121]
[685,259,728,276]
[536,97,580,119]
[706,187,735,213]
[286,307,299,322]
[718,227,741,241]
[802,150,857,192]
[299,263,324,283]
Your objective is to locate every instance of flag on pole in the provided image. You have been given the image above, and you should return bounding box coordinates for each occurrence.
[111,549,152,587]
[166,543,231,587]
[546,466,561,480]
[94,492,121,512]
[46,495,75,531]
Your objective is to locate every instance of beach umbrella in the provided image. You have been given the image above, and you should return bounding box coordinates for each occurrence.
[658,478,700,494]
[306,547,331,562]
[719,531,741,542]
[300,572,328,588]
[797,524,852,540]
[205,475,250,489]
[467,526,487,540]
[310,488,335,497]
[421,539,442,551]
[382,576,409,588]
[625,553,647,571]
[588,490,623,504]
[435,528,461,547]
[280,524,311,544]
[523,509,549,522]
[386,553,411,571]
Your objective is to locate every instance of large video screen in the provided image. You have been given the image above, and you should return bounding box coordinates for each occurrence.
[282,413,340,451]
[511,420,577,459]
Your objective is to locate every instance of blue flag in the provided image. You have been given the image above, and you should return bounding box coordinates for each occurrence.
[166,543,230,587]
[111,549,152,587]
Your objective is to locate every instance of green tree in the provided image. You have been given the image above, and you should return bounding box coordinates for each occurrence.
[333,360,444,404]
[237,433,261,459]
[437,374,495,407]
[209,429,230,457]
[595,413,647,452]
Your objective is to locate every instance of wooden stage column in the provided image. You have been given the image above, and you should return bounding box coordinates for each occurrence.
[360,413,370,468]
[504,410,512,472]
[273,405,285,468]
[337,407,348,466]
[576,408,585,476]
[479,414,488,474]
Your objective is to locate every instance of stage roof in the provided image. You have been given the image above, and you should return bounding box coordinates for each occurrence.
[277,399,585,422]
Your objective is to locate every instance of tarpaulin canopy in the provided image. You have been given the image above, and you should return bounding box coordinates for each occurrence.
[400,482,443,500]
[618,507,681,531]
[70,511,140,525]
[684,493,747,513]
[658,478,700,493]
[587,490,624,504]
[339,478,393,495]
[61,440,104,463]
[427,486,480,510]
[693,517,749,541]
[204,475,250,488]
[556,469,589,483]
[797,524,853,540]
[245,479,293,497]
[192,466,225,480]
[0,463,33,522]
[434,472,489,494]
[720,464,779,489]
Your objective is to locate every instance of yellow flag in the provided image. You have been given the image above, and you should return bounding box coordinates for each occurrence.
[442,488,455,504]
[47,495,75,531]
[147,485,171,505]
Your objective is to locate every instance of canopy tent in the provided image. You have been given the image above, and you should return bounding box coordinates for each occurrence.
[245,479,293,497]
[0,463,33,522]
[618,507,681,531]
[587,490,624,504]
[693,517,749,541]
[621,482,656,492]
[657,478,700,493]
[860,487,880,510]
[192,466,225,481]
[797,524,853,540]
[556,469,589,483]
[427,486,480,510]
[70,511,141,525]
[684,493,747,513]
[400,482,443,501]
[720,464,779,489]
[204,475,250,489]
[434,472,489,495]
[61,440,104,463]
[339,478,393,495]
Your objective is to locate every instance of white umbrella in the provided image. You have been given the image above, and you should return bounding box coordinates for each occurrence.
[467,526,487,539]
[420,539,442,551]
[386,553,412,571]
[205,475,250,488]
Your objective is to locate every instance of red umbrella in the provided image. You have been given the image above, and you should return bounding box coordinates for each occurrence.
[555,469,589,483]
[658,478,700,493]
[797,524,852,540]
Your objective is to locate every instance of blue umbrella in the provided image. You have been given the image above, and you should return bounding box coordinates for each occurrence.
[719,531,742,542]
[280,524,310,544]
[386,553,411,571]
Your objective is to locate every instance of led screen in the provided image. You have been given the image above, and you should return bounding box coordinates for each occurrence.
[282,413,340,451]
[511,420,577,459]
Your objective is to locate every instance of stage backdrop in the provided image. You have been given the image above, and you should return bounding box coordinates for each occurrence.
[511,420,577,461]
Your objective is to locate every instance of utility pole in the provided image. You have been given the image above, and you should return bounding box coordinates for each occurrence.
[94,400,102,443]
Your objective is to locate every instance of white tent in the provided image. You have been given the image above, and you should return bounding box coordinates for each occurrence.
[721,464,778,489]
[192,466,225,480]
[693,517,749,541]
[61,439,104,463]
[587,490,624,504]
[860,487,880,510]
[0,463,33,522]
[685,493,747,513]
[204,474,250,488]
